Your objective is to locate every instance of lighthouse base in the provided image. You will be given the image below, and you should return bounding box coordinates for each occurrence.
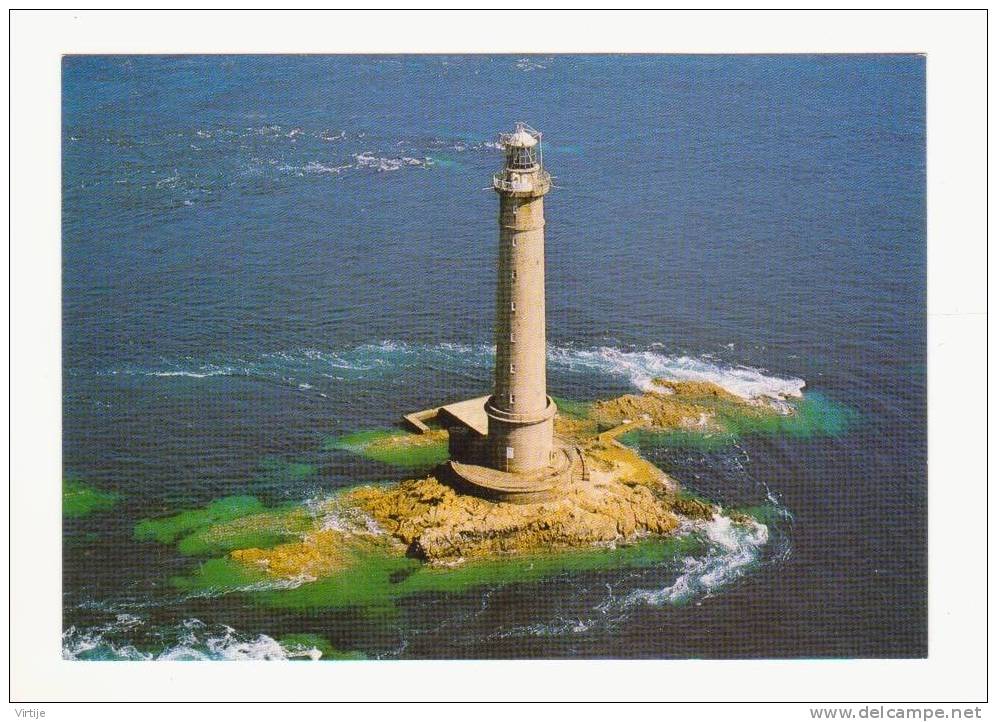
[444,444,578,505]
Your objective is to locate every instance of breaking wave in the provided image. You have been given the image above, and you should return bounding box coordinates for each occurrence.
[353,153,432,172]
[93,341,804,403]
[547,346,804,401]
[487,514,778,641]
[62,616,323,661]
[615,516,769,608]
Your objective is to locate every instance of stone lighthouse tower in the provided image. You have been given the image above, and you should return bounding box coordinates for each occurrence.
[485,123,557,473]
[404,123,574,503]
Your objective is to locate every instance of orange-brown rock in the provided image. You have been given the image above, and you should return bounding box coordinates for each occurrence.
[590,392,722,432]
[224,386,774,579]
[231,529,356,579]
[650,378,744,403]
[339,441,687,563]
[588,379,783,433]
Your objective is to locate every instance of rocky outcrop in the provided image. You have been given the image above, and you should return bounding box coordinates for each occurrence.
[222,438,713,578]
[589,379,790,433]
[222,384,787,580]
[231,529,356,580]
[338,441,692,563]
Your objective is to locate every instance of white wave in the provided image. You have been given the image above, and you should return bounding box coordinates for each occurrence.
[546,346,805,402]
[62,629,151,661]
[62,613,151,661]
[181,575,312,600]
[487,515,775,639]
[250,124,282,136]
[318,505,382,536]
[353,153,432,172]
[301,161,352,175]
[149,368,233,379]
[154,172,181,189]
[492,617,593,639]
[158,624,294,661]
[619,516,769,607]
[99,342,804,404]
[514,58,548,72]
[63,617,324,661]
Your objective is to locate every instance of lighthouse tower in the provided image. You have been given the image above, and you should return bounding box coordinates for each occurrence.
[485,123,557,473]
[404,123,575,503]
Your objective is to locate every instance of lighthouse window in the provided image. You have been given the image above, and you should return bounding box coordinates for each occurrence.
[507,146,536,170]
[510,331,515,342]
[511,238,517,248]
[509,393,515,404]
[510,300,516,312]
[511,269,517,280]
[510,363,516,374]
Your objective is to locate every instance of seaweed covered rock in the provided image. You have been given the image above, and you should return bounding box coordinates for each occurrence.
[183,383,808,584]
[589,379,795,433]
[231,529,357,580]
[338,441,682,563]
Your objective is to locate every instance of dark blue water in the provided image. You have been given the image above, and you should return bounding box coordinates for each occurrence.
[62,55,925,659]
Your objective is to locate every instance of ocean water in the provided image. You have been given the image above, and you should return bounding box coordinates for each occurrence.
[62,55,926,659]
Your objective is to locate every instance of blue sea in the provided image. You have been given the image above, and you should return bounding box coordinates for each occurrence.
[62,55,926,660]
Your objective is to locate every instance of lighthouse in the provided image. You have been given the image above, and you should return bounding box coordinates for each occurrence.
[403,123,576,503]
[485,123,557,473]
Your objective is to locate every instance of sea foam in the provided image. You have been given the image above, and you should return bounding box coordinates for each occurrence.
[99,342,804,404]
[618,516,769,607]
[62,617,324,661]
[547,346,805,401]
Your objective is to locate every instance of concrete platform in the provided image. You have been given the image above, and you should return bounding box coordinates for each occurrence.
[445,445,576,504]
[402,395,490,436]
[438,396,489,437]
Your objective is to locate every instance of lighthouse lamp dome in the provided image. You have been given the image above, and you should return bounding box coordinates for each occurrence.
[504,124,538,149]
[501,122,541,171]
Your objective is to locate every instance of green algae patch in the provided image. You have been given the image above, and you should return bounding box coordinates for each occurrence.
[134,495,266,546]
[63,478,120,518]
[618,428,738,451]
[737,502,792,526]
[173,534,707,615]
[324,428,449,468]
[171,542,415,615]
[720,392,857,439]
[171,556,269,594]
[552,396,601,442]
[134,494,318,557]
[278,633,366,661]
[399,535,706,596]
[251,547,417,613]
[175,505,315,557]
[551,396,592,420]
